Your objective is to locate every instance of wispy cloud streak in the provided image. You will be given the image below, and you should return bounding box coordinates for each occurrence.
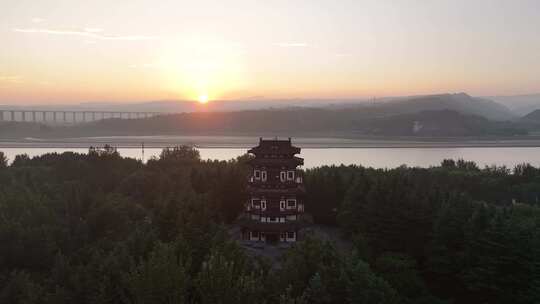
[0,75,22,82]
[274,42,308,47]
[0,76,23,86]
[13,28,160,41]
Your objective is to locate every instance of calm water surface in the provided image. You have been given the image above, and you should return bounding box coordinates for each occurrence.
[2,147,540,169]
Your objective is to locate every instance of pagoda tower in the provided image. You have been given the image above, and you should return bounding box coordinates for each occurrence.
[240,137,306,243]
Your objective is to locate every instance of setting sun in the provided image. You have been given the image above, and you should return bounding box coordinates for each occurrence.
[198,94,209,104]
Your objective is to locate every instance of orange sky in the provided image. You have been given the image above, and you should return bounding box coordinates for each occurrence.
[1,0,540,104]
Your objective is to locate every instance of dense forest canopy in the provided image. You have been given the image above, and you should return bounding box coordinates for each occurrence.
[0,147,539,303]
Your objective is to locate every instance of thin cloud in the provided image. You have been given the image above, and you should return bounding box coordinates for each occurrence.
[83,27,103,33]
[129,63,158,69]
[0,75,23,83]
[13,28,160,41]
[275,42,309,47]
[31,18,45,23]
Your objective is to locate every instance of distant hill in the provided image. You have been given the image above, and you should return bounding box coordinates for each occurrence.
[487,93,540,116]
[0,93,513,121]
[0,107,526,139]
[357,110,526,137]
[359,93,515,121]
[522,109,540,122]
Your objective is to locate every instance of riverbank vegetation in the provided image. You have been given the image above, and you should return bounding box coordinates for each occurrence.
[0,147,539,303]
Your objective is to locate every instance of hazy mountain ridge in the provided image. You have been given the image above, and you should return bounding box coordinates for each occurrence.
[487,93,540,116]
[0,93,527,139]
[0,109,526,139]
[354,93,515,121]
[1,93,515,121]
[523,109,540,121]
[359,110,526,136]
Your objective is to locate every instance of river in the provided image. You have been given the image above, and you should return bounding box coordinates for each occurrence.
[1,146,539,169]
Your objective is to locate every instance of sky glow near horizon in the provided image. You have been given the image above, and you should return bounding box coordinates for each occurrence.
[1,0,540,104]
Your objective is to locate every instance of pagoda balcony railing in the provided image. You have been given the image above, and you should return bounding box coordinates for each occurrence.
[248,176,303,184]
[246,205,304,212]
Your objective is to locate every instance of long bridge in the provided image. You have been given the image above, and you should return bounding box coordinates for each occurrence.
[0,109,166,124]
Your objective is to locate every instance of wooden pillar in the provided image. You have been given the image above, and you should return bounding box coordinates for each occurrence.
[0,110,3,121]
[10,111,14,121]
[72,112,76,123]
[92,112,96,121]
[32,111,36,122]
[53,112,57,122]
[42,111,47,122]
[62,111,67,122]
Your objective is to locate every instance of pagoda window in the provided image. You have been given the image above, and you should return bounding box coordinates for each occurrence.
[261,171,267,182]
[280,200,285,210]
[261,200,267,210]
[252,199,261,208]
[287,171,294,180]
[287,231,295,239]
[287,199,297,208]
[280,171,286,182]
[280,232,286,241]
[280,217,285,223]
[254,170,261,179]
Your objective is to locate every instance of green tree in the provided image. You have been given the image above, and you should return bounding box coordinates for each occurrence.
[0,151,7,168]
[196,251,263,304]
[124,242,190,304]
[0,271,43,304]
[342,254,398,304]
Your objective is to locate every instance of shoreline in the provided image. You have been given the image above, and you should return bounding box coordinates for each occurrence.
[3,135,540,149]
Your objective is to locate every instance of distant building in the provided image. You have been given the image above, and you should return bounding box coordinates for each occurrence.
[240,137,307,243]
